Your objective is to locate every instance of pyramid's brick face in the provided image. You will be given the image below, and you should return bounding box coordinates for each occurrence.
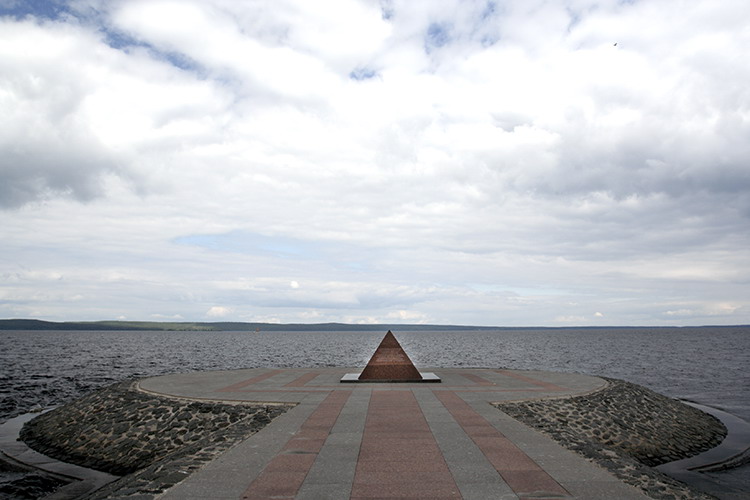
[359,331,423,381]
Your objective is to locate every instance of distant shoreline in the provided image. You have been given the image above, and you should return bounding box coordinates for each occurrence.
[0,318,747,332]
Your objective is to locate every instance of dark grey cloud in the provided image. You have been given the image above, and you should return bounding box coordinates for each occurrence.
[0,139,118,209]
[0,15,119,209]
[0,13,221,209]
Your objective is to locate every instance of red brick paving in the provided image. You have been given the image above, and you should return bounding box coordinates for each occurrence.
[436,391,571,499]
[241,390,351,500]
[495,369,566,392]
[459,372,495,386]
[218,370,284,392]
[351,390,461,499]
[284,371,321,387]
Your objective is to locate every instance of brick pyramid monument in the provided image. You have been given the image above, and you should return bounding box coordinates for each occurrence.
[358,330,422,381]
[340,331,440,383]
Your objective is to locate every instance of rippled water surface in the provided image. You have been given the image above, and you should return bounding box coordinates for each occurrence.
[1,327,748,496]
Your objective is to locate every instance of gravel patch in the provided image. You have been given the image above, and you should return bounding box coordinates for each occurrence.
[494,377,727,500]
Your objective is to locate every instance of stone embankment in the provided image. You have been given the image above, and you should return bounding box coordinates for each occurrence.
[20,380,292,498]
[18,375,731,500]
[495,377,727,500]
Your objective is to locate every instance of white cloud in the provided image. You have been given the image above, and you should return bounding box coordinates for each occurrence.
[0,0,748,325]
[387,310,428,322]
[206,306,231,318]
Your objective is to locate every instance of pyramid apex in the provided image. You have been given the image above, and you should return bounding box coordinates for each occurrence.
[378,330,400,348]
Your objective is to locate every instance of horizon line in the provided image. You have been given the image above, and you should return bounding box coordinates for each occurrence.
[1,318,747,331]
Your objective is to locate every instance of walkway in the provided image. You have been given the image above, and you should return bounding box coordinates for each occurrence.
[137,368,650,499]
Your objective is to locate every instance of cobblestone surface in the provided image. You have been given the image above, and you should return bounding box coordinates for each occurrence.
[495,377,727,500]
[19,380,292,498]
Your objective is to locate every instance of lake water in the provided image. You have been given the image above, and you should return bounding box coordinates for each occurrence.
[1,327,748,496]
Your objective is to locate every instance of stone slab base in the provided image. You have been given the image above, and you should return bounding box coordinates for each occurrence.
[340,372,441,383]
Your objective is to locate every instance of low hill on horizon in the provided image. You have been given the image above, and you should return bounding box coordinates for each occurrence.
[0,318,503,332]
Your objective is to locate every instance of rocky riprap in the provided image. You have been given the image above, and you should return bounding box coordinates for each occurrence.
[494,377,727,500]
[19,380,292,498]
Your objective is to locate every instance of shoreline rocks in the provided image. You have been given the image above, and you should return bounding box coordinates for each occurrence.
[494,377,727,500]
[19,379,293,498]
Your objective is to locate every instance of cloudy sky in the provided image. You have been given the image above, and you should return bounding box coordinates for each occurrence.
[1,0,748,326]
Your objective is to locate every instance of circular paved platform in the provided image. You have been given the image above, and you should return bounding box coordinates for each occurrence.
[137,367,605,404]
[136,368,651,500]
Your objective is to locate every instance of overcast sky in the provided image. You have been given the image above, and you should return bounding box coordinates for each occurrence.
[1,0,748,326]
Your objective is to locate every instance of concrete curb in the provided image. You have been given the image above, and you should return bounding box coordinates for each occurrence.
[0,412,118,499]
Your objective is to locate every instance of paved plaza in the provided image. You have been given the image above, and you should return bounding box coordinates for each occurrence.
[138,367,651,499]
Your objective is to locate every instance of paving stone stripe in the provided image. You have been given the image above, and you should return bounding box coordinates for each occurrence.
[436,390,572,499]
[218,370,285,392]
[458,372,495,386]
[412,388,516,500]
[296,388,371,500]
[351,390,461,499]
[495,370,567,392]
[284,372,322,387]
[241,390,352,499]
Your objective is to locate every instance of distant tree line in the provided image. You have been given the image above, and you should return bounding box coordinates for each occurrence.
[0,319,501,332]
